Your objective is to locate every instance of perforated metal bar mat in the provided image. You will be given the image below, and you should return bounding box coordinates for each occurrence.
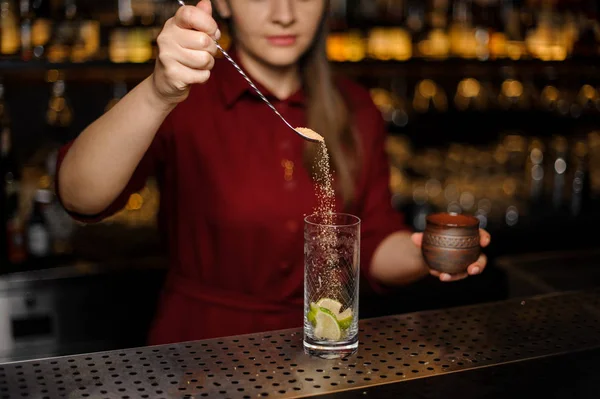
[2,290,600,399]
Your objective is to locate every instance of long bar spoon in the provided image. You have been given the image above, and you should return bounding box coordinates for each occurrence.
[174,0,323,143]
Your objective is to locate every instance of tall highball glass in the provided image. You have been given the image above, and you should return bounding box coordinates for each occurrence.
[303,213,360,359]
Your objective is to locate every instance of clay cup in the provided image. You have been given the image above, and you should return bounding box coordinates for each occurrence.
[422,212,481,275]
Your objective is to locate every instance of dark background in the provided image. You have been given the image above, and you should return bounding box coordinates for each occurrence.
[1,0,600,363]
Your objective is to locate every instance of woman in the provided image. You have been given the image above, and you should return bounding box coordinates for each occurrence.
[56,0,490,344]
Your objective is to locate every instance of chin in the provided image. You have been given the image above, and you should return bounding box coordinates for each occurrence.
[254,46,307,68]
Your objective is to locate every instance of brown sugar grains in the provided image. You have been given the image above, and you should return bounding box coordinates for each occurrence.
[296,127,325,142]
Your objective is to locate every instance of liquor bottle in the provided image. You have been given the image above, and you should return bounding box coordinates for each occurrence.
[328,0,348,32]
[27,188,52,258]
[5,181,26,264]
[110,0,133,63]
[418,0,450,59]
[43,74,74,251]
[19,0,34,61]
[448,0,476,58]
[110,0,152,63]
[502,0,525,60]
[31,0,52,59]
[405,0,425,54]
[124,0,154,63]
[0,83,8,262]
[1,102,26,264]
[118,0,133,25]
[0,0,20,56]
[46,0,77,63]
[480,0,506,59]
[0,80,5,128]
[525,138,545,217]
[570,140,590,217]
[352,0,378,26]
[471,0,499,60]
[70,0,100,62]
[43,149,74,255]
[18,0,51,60]
[46,76,73,140]
[550,136,568,211]
[572,0,600,58]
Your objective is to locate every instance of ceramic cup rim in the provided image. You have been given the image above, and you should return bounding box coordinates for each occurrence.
[304,213,361,228]
[426,212,479,228]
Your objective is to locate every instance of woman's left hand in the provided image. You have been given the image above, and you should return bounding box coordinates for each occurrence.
[411,229,491,282]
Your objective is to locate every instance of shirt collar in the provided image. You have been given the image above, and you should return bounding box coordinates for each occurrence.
[218,48,306,108]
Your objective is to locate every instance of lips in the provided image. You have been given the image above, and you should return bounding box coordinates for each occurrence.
[266,35,297,46]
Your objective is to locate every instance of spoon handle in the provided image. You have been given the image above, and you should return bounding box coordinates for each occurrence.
[173,0,316,140]
[215,42,293,130]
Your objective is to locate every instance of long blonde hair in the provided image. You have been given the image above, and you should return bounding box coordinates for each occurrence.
[300,1,358,208]
[218,0,359,207]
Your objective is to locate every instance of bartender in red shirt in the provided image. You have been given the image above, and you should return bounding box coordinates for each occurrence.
[56,0,490,344]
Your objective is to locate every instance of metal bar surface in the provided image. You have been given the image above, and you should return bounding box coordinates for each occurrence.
[2,290,600,399]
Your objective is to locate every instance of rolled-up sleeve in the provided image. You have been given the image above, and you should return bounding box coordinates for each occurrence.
[356,99,407,293]
[55,115,171,224]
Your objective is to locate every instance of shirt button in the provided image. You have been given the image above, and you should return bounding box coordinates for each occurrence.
[280,261,291,271]
[285,220,298,233]
[280,141,292,150]
[284,181,297,191]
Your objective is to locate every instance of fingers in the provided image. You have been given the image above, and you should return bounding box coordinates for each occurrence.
[196,0,212,15]
[429,269,468,282]
[411,232,423,247]
[176,30,218,54]
[176,48,216,70]
[443,273,468,282]
[429,252,487,282]
[174,4,220,39]
[151,1,218,102]
[479,228,491,247]
[157,43,215,72]
[467,253,487,276]
[417,227,490,283]
[157,19,216,70]
[162,63,212,87]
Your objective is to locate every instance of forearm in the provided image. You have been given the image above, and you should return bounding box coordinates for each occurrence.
[59,1,219,215]
[369,231,430,286]
[58,75,175,215]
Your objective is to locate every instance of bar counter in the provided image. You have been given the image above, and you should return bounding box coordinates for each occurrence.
[2,289,600,399]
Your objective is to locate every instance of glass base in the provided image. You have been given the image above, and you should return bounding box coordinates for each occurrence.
[303,339,358,359]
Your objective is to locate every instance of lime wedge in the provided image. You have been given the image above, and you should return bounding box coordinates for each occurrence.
[316,298,343,315]
[314,309,342,340]
[314,298,354,330]
[307,302,318,326]
[337,308,353,330]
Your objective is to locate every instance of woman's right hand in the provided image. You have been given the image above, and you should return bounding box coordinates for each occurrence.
[152,0,220,105]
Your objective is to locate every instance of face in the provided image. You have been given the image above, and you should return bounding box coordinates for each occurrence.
[215,0,326,68]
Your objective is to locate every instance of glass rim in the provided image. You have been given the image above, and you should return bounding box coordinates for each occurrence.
[304,213,361,228]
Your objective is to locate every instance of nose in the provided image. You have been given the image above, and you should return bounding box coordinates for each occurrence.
[271,0,296,27]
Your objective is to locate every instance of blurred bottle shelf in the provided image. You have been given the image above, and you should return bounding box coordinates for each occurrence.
[335,58,600,79]
[386,131,600,251]
[1,0,599,80]
[0,0,598,76]
[0,59,154,82]
[0,222,166,277]
[1,58,600,82]
[1,0,599,275]
[0,254,167,283]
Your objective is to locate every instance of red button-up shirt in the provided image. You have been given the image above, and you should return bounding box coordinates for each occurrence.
[56,55,405,344]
